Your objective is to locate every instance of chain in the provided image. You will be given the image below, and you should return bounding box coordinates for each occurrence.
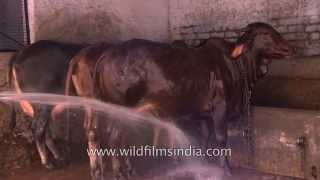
[237,58,254,167]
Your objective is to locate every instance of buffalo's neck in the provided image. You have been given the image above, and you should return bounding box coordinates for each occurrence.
[241,49,261,89]
[226,49,262,120]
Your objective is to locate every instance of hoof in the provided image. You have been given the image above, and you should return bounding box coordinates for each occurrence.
[91,171,103,180]
[223,165,232,177]
[115,167,136,180]
[172,157,182,165]
[53,156,68,168]
[120,168,132,180]
[43,162,55,170]
[220,156,232,176]
[114,174,126,180]
[129,168,137,177]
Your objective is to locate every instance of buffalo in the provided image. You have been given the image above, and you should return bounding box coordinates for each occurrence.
[9,40,85,169]
[63,22,295,180]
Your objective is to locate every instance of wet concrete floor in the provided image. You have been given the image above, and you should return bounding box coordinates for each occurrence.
[4,160,301,180]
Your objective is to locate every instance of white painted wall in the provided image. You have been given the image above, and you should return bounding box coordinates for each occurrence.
[25,0,320,56]
[27,0,170,43]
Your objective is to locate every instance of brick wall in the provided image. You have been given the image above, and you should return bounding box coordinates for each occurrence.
[169,0,320,56]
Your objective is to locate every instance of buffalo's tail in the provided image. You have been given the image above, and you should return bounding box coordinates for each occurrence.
[65,55,80,96]
[63,54,81,146]
[7,52,21,129]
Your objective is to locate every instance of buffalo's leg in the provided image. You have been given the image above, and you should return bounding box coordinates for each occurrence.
[200,119,210,149]
[166,118,177,149]
[35,135,54,169]
[9,103,17,130]
[153,128,160,147]
[119,137,135,179]
[135,103,160,147]
[117,156,135,180]
[112,152,135,179]
[108,123,135,180]
[212,101,231,175]
[33,105,54,169]
[124,157,136,177]
[111,156,122,180]
[88,130,105,180]
[33,105,63,169]
[33,105,51,139]
[45,127,65,166]
[85,106,106,180]
[109,127,126,180]
[51,104,72,165]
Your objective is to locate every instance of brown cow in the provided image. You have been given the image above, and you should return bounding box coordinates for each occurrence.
[64,22,294,180]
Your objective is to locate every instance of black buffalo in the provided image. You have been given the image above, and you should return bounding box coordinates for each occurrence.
[9,40,85,169]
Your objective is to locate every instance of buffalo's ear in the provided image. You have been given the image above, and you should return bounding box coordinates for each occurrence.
[231,44,246,58]
[237,26,251,34]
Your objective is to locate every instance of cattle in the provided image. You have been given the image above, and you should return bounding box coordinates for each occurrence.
[9,40,86,169]
[63,22,294,180]
[9,40,182,171]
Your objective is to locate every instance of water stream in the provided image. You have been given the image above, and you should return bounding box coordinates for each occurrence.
[0,92,224,180]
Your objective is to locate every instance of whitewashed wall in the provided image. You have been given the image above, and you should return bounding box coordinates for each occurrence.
[27,0,170,43]
[26,0,320,56]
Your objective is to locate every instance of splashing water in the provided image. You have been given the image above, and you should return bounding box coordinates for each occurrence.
[0,91,190,146]
[0,91,224,180]
[154,163,224,180]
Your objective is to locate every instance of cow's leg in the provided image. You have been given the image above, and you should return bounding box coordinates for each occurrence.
[212,101,231,175]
